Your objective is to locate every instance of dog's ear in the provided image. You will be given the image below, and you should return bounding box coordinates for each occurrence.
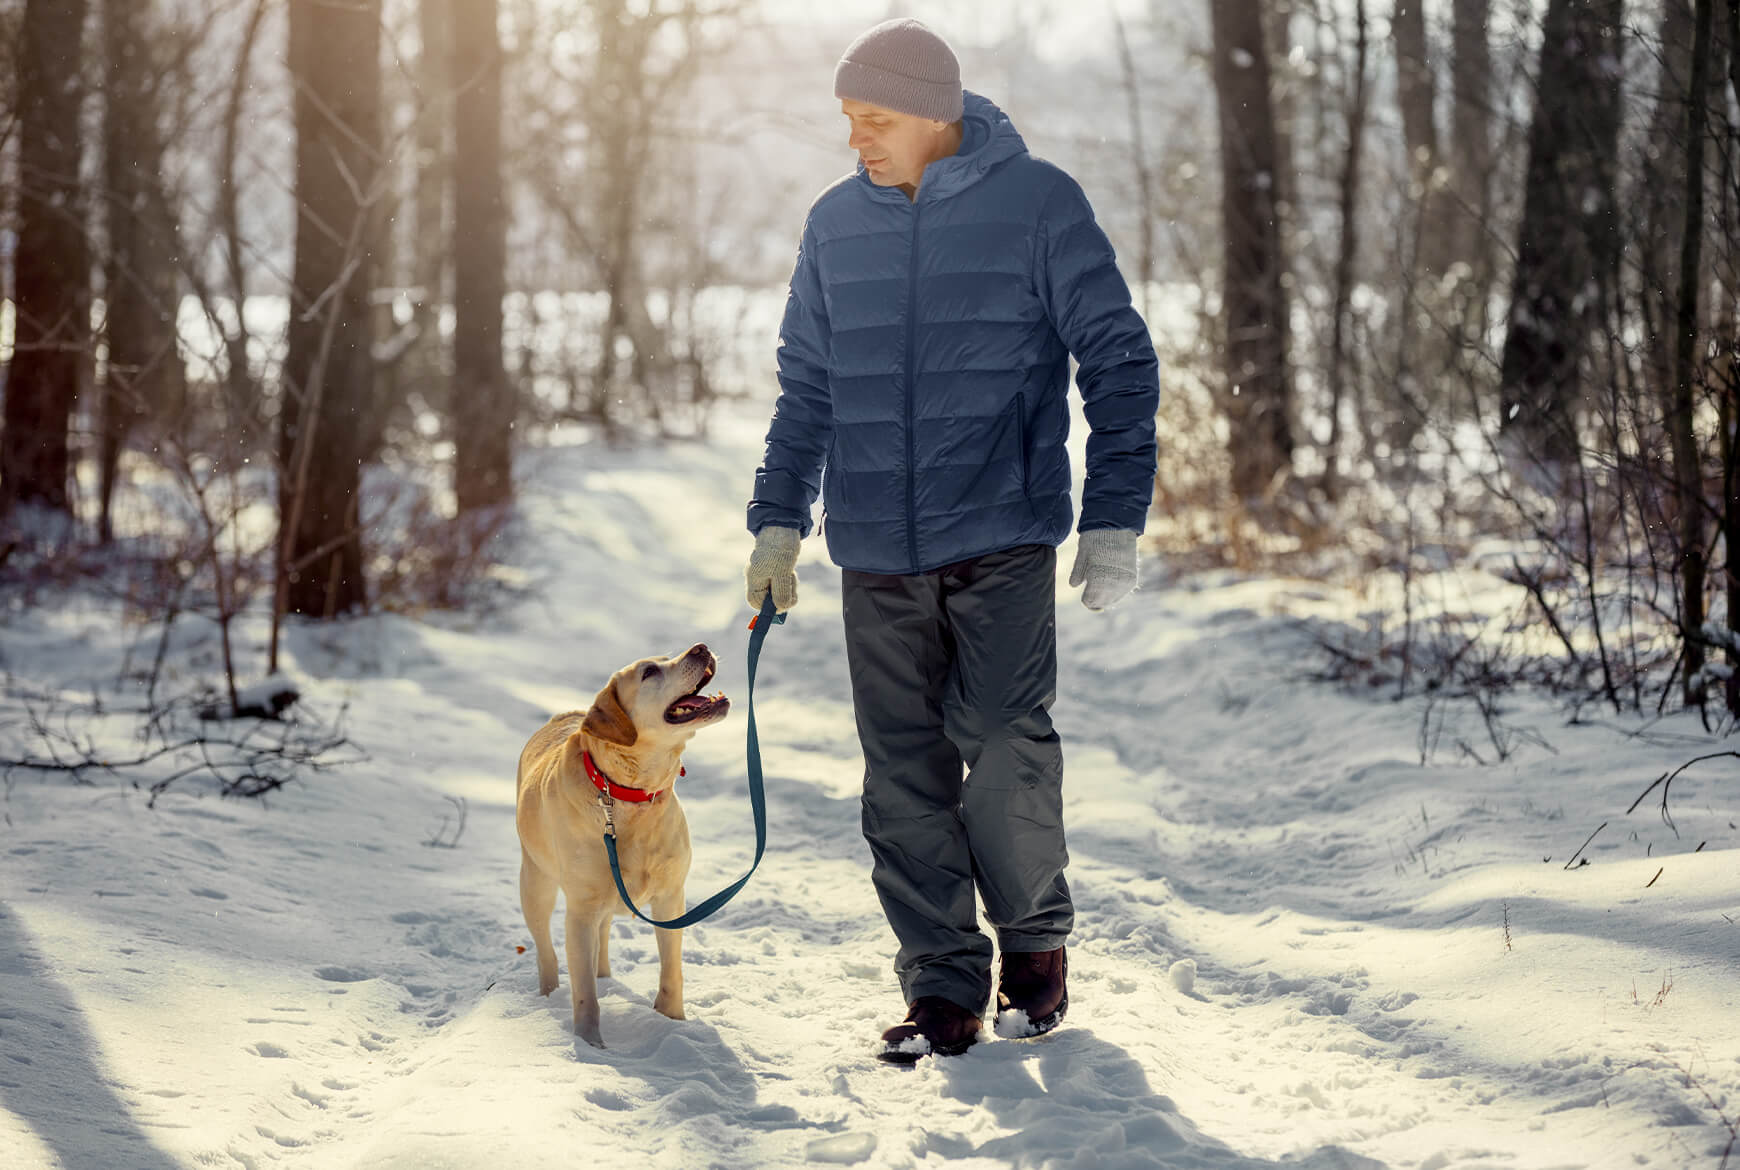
[581,681,638,747]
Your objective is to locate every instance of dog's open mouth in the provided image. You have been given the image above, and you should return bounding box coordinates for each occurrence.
[665,660,729,724]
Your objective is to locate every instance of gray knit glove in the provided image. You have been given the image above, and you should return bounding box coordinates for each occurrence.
[745,525,801,612]
[1068,529,1139,611]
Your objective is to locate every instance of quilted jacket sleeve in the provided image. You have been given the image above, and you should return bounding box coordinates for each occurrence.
[1035,174,1161,534]
[748,223,834,537]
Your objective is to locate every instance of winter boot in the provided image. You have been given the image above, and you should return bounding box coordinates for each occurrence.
[876,995,982,1064]
[994,946,1067,1038]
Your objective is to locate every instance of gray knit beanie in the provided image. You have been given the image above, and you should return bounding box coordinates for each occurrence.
[833,18,963,123]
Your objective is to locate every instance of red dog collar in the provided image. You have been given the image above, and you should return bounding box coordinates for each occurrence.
[584,751,679,804]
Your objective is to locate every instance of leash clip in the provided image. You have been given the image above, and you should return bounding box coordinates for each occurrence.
[599,789,618,839]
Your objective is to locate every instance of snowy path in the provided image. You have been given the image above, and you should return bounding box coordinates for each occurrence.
[2,407,1736,1169]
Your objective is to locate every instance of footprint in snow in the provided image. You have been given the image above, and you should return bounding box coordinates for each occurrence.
[805,1133,877,1165]
[314,965,370,983]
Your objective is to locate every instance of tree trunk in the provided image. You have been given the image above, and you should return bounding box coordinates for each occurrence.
[1393,2,1437,174]
[1722,334,1738,715]
[592,0,640,421]
[451,0,512,512]
[1497,0,1624,474]
[1724,0,1740,715]
[1444,0,1493,316]
[1113,9,1155,323]
[2,0,90,518]
[1263,2,1297,251]
[99,0,184,543]
[1668,0,1715,705]
[1394,0,1454,286]
[1326,0,1370,503]
[1641,0,1697,422]
[1211,0,1295,504]
[414,0,451,398]
[217,0,269,447]
[278,0,382,619]
[1448,0,1493,287]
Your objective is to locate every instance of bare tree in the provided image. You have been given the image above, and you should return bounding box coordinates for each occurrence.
[452,0,512,513]
[1210,0,1296,505]
[1325,0,1370,503]
[1391,2,1435,171]
[1446,0,1494,307]
[1638,0,1696,420]
[588,0,669,419]
[1497,0,1624,473]
[1112,8,1156,323]
[514,0,746,429]
[214,0,270,441]
[1723,0,1740,715]
[2,0,89,519]
[1668,0,1717,705]
[412,0,452,391]
[98,0,185,543]
[277,0,384,620]
[1392,0,1446,279]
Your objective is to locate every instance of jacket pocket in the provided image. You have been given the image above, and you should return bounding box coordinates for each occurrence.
[820,433,839,537]
[1013,393,1041,524]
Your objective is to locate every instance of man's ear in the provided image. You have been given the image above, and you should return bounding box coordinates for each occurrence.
[581,682,638,747]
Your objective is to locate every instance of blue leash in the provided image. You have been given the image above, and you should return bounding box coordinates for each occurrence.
[604,595,785,928]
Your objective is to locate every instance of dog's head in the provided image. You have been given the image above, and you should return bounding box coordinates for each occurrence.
[579,643,730,751]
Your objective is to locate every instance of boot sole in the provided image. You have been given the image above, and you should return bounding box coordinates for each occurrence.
[875,1032,979,1065]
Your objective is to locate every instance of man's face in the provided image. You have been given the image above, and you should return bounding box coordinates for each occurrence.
[843,99,946,191]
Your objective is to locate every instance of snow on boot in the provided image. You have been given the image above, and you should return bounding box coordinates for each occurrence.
[995,947,1067,1038]
[876,995,982,1064]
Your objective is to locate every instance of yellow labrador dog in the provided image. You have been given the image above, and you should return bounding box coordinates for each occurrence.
[515,643,728,1046]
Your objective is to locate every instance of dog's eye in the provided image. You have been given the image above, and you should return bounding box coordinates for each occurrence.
[641,664,661,681]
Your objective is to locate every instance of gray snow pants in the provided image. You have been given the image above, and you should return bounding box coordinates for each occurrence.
[841,543,1073,1013]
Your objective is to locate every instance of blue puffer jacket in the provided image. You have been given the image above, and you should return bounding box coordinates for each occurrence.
[748,91,1160,576]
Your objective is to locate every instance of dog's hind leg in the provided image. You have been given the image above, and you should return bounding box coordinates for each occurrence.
[650,891,685,1021]
[519,850,560,997]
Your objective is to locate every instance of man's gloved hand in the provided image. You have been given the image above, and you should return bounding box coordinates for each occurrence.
[1068,529,1139,611]
[745,526,801,612]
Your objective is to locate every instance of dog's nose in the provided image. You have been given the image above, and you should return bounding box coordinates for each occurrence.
[685,643,709,660]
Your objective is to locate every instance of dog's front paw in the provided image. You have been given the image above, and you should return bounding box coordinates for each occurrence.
[653,992,685,1021]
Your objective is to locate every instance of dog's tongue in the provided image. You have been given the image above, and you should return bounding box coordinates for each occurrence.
[672,695,712,712]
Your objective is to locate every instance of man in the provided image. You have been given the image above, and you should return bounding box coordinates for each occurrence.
[745,18,1159,1063]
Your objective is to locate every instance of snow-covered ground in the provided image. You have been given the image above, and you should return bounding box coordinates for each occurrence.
[2,397,1736,1170]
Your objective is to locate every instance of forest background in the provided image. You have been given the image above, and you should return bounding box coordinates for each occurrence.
[0,0,1736,869]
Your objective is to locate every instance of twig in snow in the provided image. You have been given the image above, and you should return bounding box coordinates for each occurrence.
[1626,751,1740,838]
[1563,821,1606,870]
[2,687,361,805]
[425,795,468,848]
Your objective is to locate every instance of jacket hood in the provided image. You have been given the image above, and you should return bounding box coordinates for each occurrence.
[855,90,1028,203]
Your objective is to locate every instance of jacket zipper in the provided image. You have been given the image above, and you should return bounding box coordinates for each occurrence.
[904,202,922,573]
